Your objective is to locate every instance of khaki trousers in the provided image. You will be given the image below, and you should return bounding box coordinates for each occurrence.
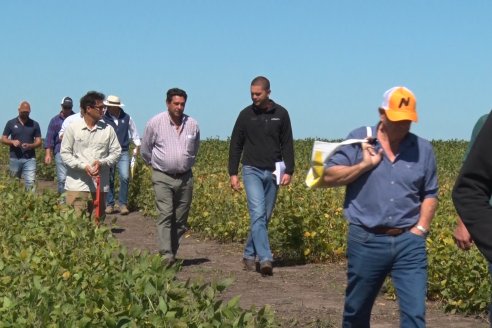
[66,191,106,219]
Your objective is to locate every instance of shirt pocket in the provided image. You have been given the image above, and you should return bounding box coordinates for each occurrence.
[92,141,109,158]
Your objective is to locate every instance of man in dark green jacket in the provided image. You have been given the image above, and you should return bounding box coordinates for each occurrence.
[453,111,492,323]
[453,114,489,250]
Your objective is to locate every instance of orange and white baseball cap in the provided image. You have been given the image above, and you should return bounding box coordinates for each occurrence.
[380,86,417,122]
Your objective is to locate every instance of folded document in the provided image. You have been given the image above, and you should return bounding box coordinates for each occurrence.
[273,161,286,185]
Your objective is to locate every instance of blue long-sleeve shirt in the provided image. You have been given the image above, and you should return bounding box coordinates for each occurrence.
[44,111,75,154]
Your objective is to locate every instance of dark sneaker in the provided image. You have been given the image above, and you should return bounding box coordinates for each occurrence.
[260,261,273,276]
[243,258,256,271]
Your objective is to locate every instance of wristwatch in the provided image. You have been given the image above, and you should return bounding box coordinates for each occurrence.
[415,225,429,236]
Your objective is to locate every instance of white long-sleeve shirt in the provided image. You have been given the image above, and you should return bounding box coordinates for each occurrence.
[61,119,121,192]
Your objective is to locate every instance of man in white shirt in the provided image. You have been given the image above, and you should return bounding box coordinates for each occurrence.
[60,91,121,218]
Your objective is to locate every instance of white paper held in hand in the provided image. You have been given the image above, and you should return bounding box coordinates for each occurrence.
[130,153,137,179]
[273,161,286,185]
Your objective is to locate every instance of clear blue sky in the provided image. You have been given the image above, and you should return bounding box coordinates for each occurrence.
[1,1,491,141]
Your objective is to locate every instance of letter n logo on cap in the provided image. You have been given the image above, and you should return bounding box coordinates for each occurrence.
[399,97,410,108]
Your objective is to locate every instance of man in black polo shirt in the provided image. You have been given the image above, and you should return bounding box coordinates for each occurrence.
[2,101,42,189]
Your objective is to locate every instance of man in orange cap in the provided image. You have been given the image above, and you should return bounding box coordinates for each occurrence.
[1,101,42,190]
[323,86,438,327]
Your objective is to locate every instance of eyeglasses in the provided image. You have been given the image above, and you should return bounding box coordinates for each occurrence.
[90,105,105,110]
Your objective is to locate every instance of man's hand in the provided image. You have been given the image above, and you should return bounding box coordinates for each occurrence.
[85,160,101,177]
[454,217,474,250]
[45,149,53,165]
[11,140,21,148]
[230,175,241,191]
[91,160,101,176]
[360,141,383,171]
[280,174,292,186]
[21,143,31,150]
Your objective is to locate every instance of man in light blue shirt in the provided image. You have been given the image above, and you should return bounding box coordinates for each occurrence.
[324,86,438,328]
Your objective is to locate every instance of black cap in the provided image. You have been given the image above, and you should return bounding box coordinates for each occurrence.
[61,96,73,108]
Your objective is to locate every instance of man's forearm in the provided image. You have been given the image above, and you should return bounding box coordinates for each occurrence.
[31,137,42,149]
[1,136,12,146]
[323,163,372,187]
[416,197,438,230]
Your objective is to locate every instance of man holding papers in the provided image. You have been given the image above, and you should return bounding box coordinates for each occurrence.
[323,86,438,327]
[228,76,295,276]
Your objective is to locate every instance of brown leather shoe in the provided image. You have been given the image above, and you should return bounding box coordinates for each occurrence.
[260,261,273,276]
[243,258,256,271]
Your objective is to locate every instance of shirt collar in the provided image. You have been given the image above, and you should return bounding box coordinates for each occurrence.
[59,111,75,119]
[252,99,276,113]
[166,111,187,126]
[373,122,416,155]
[81,119,105,132]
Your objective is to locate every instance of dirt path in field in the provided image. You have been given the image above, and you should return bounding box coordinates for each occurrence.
[109,211,489,327]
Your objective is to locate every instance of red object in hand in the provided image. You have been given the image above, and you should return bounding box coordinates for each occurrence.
[93,175,103,225]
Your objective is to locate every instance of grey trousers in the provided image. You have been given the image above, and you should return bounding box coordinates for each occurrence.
[151,169,193,260]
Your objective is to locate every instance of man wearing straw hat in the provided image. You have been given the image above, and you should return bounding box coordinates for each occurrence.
[323,86,438,327]
[102,95,141,215]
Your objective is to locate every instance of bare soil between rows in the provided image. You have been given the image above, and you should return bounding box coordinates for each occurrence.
[108,210,488,328]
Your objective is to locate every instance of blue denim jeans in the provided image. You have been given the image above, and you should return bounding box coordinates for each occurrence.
[242,165,279,264]
[54,153,67,194]
[107,151,129,206]
[9,157,36,190]
[343,224,427,328]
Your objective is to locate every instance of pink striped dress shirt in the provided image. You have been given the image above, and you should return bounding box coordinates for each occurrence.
[141,112,200,174]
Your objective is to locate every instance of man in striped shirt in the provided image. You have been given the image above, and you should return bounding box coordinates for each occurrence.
[141,88,200,265]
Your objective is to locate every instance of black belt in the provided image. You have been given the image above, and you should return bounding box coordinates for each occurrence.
[156,169,191,179]
[368,226,410,236]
